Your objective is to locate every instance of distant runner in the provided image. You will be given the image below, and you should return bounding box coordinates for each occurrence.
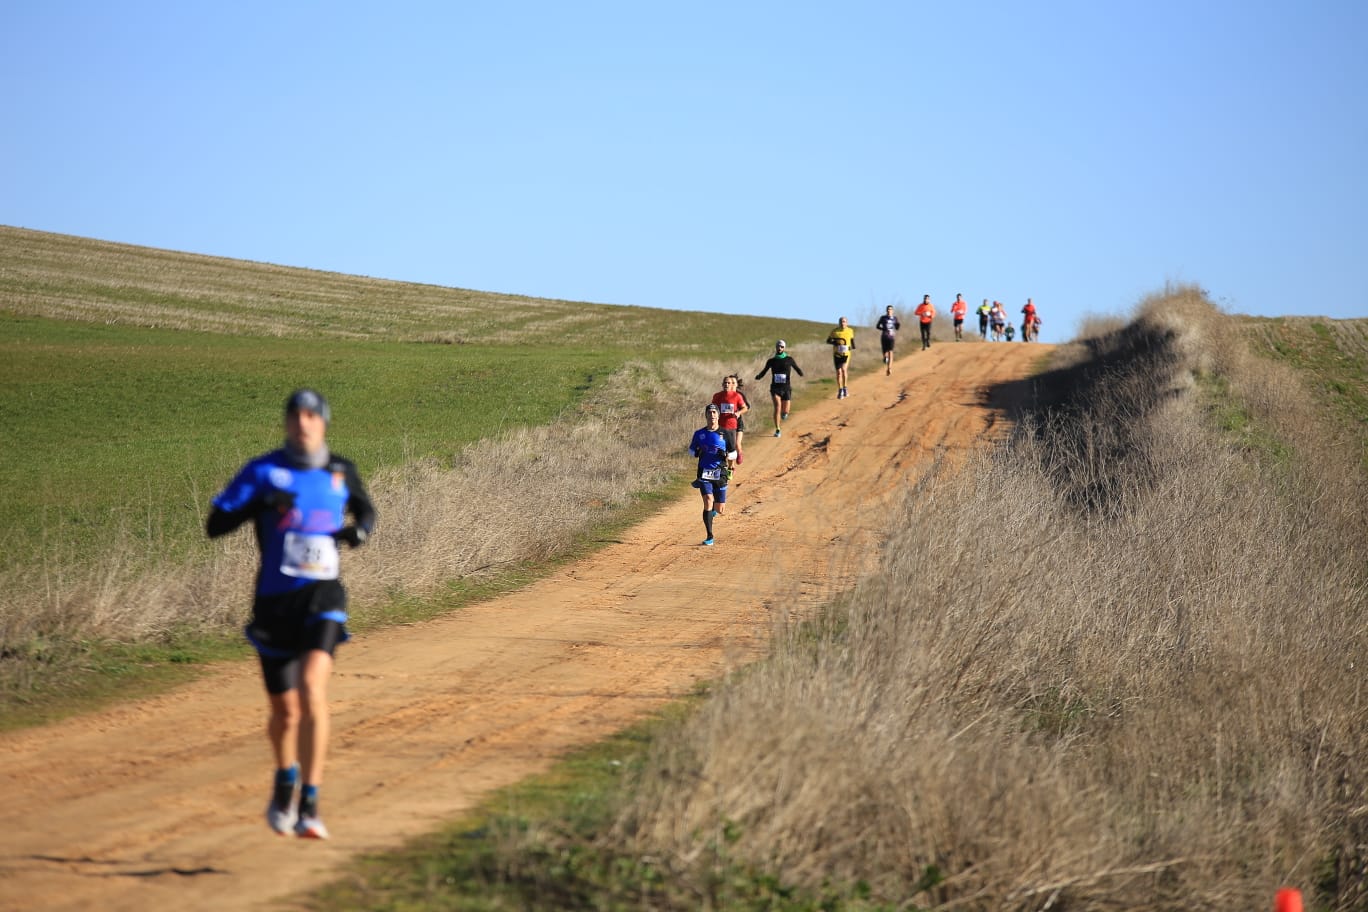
[914,294,936,350]
[688,403,733,546]
[977,299,991,339]
[990,301,1006,341]
[710,374,749,469]
[1021,298,1039,342]
[755,339,804,437]
[734,380,752,464]
[825,316,856,399]
[950,293,968,341]
[875,304,901,375]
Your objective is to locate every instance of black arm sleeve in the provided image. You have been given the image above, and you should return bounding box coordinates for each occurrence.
[206,505,253,539]
[342,460,378,535]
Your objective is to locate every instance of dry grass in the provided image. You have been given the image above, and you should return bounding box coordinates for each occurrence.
[608,287,1368,910]
[0,357,758,656]
[0,225,816,350]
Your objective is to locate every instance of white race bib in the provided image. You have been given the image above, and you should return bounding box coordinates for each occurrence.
[280,531,340,580]
[772,372,788,385]
[701,466,722,481]
[836,343,849,355]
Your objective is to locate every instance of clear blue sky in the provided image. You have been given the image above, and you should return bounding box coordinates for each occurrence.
[4,1,1366,338]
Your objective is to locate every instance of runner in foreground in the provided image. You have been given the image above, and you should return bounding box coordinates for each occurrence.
[875,304,901,375]
[689,403,733,546]
[206,389,377,840]
[825,316,856,399]
[755,339,804,436]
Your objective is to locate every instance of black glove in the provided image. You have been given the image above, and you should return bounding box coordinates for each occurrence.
[260,489,296,514]
[334,525,368,548]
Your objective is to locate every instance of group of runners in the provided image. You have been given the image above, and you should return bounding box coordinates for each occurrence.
[974,297,1042,342]
[212,296,1047,839]
[687,295,1043,546]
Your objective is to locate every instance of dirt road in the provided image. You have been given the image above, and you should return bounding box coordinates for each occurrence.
[0,342,1048,912]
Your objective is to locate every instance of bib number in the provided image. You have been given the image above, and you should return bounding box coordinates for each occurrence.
[836,343,849,355]
[281,532,340,580]
[701,466,722,481]
[772,372,788,385]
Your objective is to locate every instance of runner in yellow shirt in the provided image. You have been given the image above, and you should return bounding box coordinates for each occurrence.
[825,316,856,400]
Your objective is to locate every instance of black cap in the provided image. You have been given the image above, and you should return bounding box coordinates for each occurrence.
[285,388,331,424]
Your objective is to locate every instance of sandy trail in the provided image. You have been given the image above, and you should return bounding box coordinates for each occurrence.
[0,342,1048,912]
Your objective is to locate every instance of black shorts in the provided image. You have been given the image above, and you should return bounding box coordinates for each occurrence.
[247,580,350,693]
[720,428,738,452]
[770,384,792,401]
[736,416,746,432]
[881,335,896,354]
[832,355,849,369]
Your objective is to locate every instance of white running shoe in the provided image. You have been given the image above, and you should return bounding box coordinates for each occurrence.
[266,774,298,835]
[294,814,330,839]
[266,800,298,836]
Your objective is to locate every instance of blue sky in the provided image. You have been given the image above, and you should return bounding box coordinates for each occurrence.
[4,1,1366,338]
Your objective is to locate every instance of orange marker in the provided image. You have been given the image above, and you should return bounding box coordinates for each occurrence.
[1274,887,1303,912]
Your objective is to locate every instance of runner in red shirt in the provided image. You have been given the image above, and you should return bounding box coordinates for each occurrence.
[1021,298,1038,342]
[710,374,749,467]
[950,293,968,341]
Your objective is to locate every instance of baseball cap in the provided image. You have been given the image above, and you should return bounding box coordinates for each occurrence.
[285,388,331,424]
[705,403,720,414]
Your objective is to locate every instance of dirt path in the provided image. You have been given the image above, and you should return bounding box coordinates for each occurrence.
[0,342,1049,912]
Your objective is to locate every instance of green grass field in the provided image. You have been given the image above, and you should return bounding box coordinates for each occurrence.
[0,227,828,569]
[0,313,622,566]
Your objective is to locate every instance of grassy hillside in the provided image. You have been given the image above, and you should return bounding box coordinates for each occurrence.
[0,225,829,566]
[1240,316,1368,463]
[0,224,810,349]
[313,288,1368,911]
[0,225,837,724]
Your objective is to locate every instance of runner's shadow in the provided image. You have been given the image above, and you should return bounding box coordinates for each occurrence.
[25,854,230,878]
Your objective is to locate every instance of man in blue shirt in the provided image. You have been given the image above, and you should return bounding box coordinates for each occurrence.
[207,389,376,840]
[689,403,734,546]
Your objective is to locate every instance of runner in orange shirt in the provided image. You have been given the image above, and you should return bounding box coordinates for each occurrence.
[914,295,936,350]
[949,293,968,341]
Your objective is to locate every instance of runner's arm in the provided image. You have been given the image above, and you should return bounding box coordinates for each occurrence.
[341,460,378,543]
[205,463,283,538]
[206,504,254,538]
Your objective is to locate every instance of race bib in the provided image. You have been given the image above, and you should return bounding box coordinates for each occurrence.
[836,344,849,355]
[719,402,734,413]
[701,466,722,481]
[772,372,788,385]
[280,531,340,580]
